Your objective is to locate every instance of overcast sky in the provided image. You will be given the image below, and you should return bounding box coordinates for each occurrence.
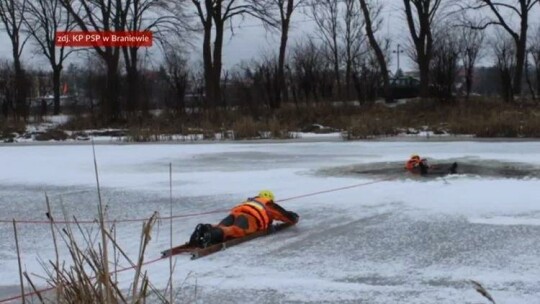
[1,1,539,73]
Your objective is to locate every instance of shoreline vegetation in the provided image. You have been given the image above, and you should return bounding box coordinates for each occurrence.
[2,99,540,143]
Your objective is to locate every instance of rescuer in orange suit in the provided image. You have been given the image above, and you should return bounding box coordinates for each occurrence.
[405,154,430,175]
[406,154,458,175]
[189,190,299,248]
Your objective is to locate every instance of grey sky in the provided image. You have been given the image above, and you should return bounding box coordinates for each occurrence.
[1,1,539,73]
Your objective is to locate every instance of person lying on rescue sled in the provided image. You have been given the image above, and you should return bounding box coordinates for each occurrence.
[189,190,299,248]
[405,154,457,175]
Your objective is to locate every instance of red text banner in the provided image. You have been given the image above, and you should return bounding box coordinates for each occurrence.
[55,31,153,47]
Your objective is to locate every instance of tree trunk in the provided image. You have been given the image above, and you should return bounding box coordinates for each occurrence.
[105,60,120,121]
[202,19,213,108]
[359,0,390,102]
[403,0,438,99]
[536,64,540,96]
[418,55,430,97]
[213,19,224,108]
[126,68,138,112]
[500,68,513,102]
[14,70,26,121]
[513,36,526,97]
[525,59,536,100]
[13,47,27,121]
[124,45,140,113]
[345,60,352,101]
[52,67,62,115]
[465,70,473,100]
[277,14,291,109]
[175,80,186,114]
[512,3,530,98]
[332,36,341,100]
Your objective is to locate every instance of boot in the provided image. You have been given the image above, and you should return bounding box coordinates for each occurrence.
[199,231,212,248]
[190,224,225,248]
[198,227,225,248]
[189,223,212,247]
[208,227,224,244]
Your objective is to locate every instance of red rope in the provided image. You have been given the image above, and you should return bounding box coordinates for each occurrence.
[278,178,393,202]
[0,178,392,225]
[0,209,230,225]
[0,286,56,303]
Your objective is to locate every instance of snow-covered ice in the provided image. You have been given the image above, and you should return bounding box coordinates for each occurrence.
[0,140,539,303]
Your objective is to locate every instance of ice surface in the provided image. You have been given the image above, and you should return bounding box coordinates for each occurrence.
[0,140,539,303]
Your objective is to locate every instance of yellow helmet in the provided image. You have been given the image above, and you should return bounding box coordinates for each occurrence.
[411,154,420,160]
[258,190,275,201]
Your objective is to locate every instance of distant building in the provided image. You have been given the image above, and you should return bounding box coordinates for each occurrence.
[29,95,75,111]
[403,71,420,80]
[386,74,421,100]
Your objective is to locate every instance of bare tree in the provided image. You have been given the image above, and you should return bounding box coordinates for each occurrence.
[403,0,444,97]
[525,50,536,99]
[248,0,305,108]
[359,0,390,101]
[310,0,341,99]
[0,0,29,120]
[162,43,189,114]
[352,51,384,103]
[430,25,460,99]
[23,0,75,115]
[59,0,131,121]
[458,25,484,99]
[123,0,179,114]
[493,31,516,102]
[245,55,280,109]
[469,0,539,98]
[342,0,365,100]
[276,0,303,107]
[192,0,255,108]
[291,37,328,104]
[0,60,14,118]
[530,27,540,98]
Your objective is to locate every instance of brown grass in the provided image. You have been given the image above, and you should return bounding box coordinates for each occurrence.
[23,212,167,304]
[40,98,540,141]
[35,129,69,141]
[18,144,175,303]
[470,280,496,304]
[0,119,26,142]
[230,117,263,139]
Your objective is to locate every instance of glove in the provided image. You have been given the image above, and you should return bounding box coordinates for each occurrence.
[288,211,299,223]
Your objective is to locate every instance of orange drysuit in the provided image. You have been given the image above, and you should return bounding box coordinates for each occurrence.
[405,156,421,171]
[405,155,429,175]
[216,196,298,240]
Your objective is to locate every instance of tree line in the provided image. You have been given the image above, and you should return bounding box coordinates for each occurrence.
[1,0,540,123]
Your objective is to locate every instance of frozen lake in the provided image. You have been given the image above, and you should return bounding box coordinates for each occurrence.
[1,140,539,303]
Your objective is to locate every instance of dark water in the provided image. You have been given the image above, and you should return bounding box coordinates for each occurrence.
[318,159,540,180]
